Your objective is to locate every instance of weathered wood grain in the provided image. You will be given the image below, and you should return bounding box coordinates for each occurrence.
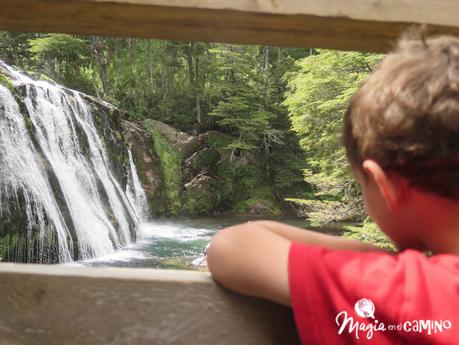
[0,264,300,345]
[1,0,459,51]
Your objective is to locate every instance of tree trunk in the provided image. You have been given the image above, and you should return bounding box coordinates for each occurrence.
[187,42,194,84]
[147,40,153,84]
[262,46,269,72]
[128,38,134,61]
[261,46,270,97]
[191,49,201,125]
[193,94,201,125]
[89,36,109,97]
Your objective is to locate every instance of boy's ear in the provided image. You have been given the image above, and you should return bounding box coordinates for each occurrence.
[362,160,407,209]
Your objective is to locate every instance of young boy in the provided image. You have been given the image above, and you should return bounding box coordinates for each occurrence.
[207,34,459,344]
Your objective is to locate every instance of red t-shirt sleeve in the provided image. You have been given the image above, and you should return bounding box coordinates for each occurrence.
[288,242,457,345]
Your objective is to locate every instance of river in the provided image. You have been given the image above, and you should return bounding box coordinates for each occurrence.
[78,215,343,270]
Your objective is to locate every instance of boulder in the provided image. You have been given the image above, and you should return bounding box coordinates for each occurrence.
[248,202,275,215]
[146,119,201,157]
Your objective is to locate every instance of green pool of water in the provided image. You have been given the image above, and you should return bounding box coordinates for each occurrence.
[80,215,343,270]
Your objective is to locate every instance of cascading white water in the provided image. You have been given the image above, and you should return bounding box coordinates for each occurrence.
[0,62,146,262]
[126,149,149,221]
[0,85,73,262]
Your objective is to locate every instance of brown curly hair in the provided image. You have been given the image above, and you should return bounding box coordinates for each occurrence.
[343,32,459,199]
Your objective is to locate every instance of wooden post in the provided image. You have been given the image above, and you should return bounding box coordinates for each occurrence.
[1,0,459,51]
[0,264,300,345]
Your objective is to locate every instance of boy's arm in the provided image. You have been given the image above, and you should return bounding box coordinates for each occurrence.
[207,220,384,307]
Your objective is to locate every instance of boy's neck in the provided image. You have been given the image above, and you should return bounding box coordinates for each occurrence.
[410,190,459,255]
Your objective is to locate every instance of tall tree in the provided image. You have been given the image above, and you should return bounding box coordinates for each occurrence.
[209,45,274,158]
[28,34,94,93]
[284,50,383,199]
[0,32,37,66]
[89,36,112,97]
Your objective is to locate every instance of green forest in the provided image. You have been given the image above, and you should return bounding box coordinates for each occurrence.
[0,32,392,250]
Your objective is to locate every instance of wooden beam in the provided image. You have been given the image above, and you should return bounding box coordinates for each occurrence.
[0,264,300,345]
[1,1,459,52]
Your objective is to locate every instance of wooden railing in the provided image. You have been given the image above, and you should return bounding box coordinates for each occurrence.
[1,0,459,52]
[0,264,300,345]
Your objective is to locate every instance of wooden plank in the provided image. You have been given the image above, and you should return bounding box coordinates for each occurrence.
[0,264,300,345]
[0,1,459,52]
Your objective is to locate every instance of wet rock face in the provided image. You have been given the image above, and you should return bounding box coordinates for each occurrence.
[121,120,167,216]
[86,96,128,186]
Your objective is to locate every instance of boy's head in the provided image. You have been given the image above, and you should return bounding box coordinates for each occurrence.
[343,33,459,251]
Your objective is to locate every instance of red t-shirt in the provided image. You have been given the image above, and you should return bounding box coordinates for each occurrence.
[288,242,459,344]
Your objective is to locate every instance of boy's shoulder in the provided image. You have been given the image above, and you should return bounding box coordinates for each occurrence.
[289,242,459,344]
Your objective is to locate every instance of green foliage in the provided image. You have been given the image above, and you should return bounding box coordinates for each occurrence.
[144,120,183,215]
[229,159,282,214]
[29,34,88,63]
[213,159,235,202]
[209,46,273,153]
[203,130,233,152]
[342,218,396,251]
[0,32,36,67]
[284,50,383,219]
[207,45,310,198]
[183,178,217,216]
[28,34,94,93]
[107,40,215,127]
[285,50,382,183]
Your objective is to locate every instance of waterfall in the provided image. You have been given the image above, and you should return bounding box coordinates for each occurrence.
[126,149,149,221]
[0,85,73,262]
[0,62,145,263]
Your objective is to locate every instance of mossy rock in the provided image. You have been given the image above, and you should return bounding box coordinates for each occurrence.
[144,119,183,216]
[146,119,200,157]
[0,72,14,92]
